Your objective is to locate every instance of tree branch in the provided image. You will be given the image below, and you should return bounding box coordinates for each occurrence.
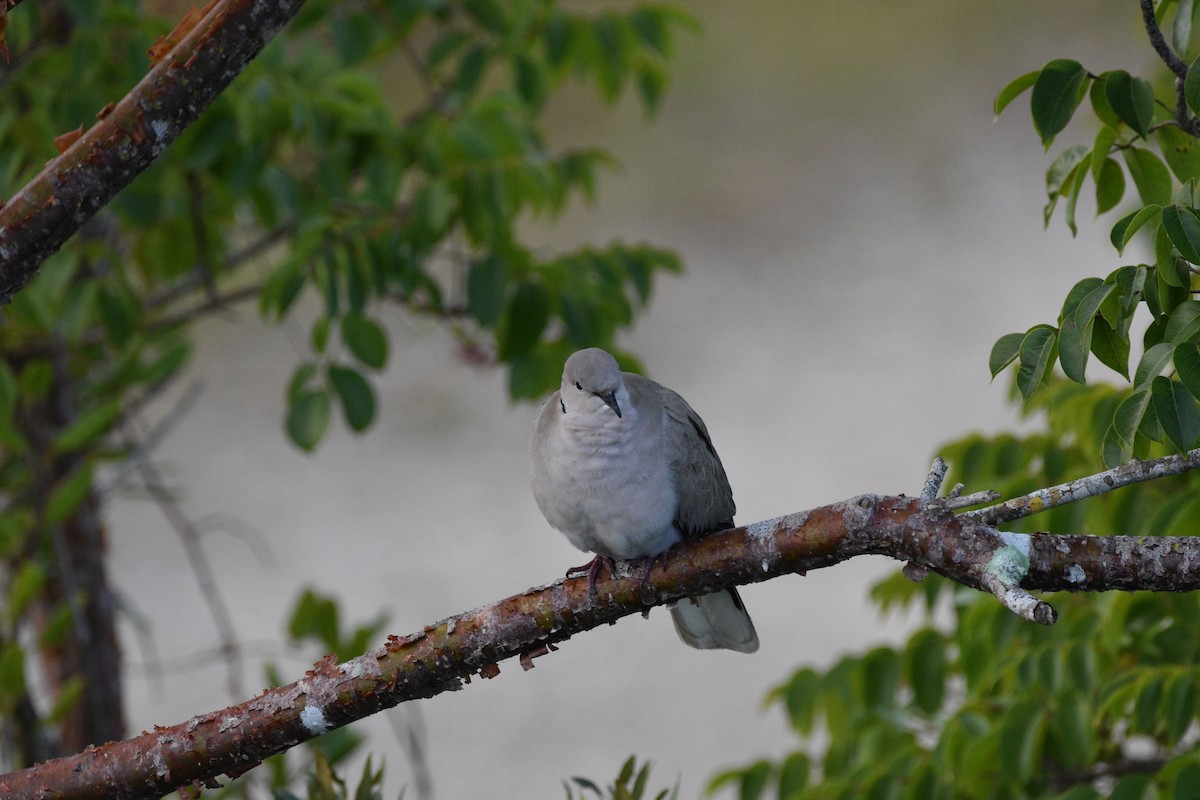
[1140,0,1189,79]
[0,0,308,306]
[963,449,1200,525]
[5,450,1200,798]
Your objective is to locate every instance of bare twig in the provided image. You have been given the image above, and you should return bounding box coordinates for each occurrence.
[920,457,947,501]
[123,415,246,702]
[961,448,1200,526]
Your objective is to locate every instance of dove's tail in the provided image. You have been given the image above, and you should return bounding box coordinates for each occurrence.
[670,588,759,653]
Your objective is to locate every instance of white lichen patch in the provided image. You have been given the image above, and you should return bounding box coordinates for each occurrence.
[300,703,332,736]
[1066,564,1086,584]
[744,515,785,569]
[986,533,1032,585]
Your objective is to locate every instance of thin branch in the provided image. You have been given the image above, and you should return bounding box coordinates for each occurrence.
[123,416,246,702]
[1141,0,1189,78]
[920,457,947,501]
[0,0,309,306]
[962,448,1200,526]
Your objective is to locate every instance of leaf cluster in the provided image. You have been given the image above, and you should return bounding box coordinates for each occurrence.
[714,378,1200,799]
[565,755,680,800]
[0,0,692,770]
[990,11,1200,461]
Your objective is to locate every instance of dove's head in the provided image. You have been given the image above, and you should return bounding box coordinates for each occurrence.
[561,348,625,418]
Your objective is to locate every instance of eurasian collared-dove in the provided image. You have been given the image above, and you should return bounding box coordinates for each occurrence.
[530,348,759,653]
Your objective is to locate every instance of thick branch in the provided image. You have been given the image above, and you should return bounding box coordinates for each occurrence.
[6,481,1200,798]
[0,0,308,306]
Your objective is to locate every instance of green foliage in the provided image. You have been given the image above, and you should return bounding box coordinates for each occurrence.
[991,9,1200,458]
[0,0,693,771]
[564,755,680,800]
[716,377,1200,799]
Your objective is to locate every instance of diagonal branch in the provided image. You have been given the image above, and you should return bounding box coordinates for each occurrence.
[0,0,308,306]
[6,446,1200,798]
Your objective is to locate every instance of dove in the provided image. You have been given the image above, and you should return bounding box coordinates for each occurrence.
[530,348,758,653]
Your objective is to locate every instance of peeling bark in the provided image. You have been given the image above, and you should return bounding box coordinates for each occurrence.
[0,0,308,305]
[4,482,1200,799]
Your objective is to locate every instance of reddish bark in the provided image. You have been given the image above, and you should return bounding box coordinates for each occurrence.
[3,492,1200,799]
[0,0,308,305]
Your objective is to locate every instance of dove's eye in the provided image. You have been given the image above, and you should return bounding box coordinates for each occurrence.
[575,381,582,390]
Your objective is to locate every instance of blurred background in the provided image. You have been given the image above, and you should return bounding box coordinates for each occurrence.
[104,1,1150,796]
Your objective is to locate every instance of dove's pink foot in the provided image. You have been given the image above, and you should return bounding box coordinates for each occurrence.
[567,555,616,597]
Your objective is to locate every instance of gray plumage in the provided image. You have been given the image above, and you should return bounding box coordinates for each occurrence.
[530,348,758,653]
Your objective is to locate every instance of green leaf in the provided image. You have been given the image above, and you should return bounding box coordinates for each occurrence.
[1175,0,1197,56]
[341,313,389,370]
[500,281,550,359]
[1188,56,1200,114]
[461,0,508,34]
[328,365,376,433]
[999,700,1045,783]
[1174,763,1200,800]
[1109,774,1154,800]
[0,642,25,698]
[46,463,94,525]
[7,561,45,624]
[1101,264,1145,329]
[1059,314,1091,383]
[286,389,332,452]
[994,69,1040,117]
[1091,319,1132,379]
[1090,72,1121,128]
[1110,204,1162,254]
[989,333,1024,378]
[1159,221,1189,288]
[311,317,330,355]
[512,53,548,109]
[1167,300,1200,343]
[1104,70,1155,139]
[1064,157,1090,234]
[1073,280,1115,326]
[1153,375,1200,449]
[1103,423,1130,468]
[776,753,808,798]
[1163,205,1200,263]
[1049,689,1098,768]
[542,13,578,70]
[1092,126,1117,181]
[1132,674,1165,735]
[1046,145,1089,198]
[467,254,510,327]
[52,399,122,453]
[288,589,340,651]
[736,761,771,800]
[1058,278,1105,383]
[859,646,901,711]
[1176,343,1200,399]
[777,667,821,734]
[1159,125,1200,183]
[1017,325,1057,400]
[1124,148,1174,206]
[905,629,946,714]
[1164,671,1197,745]
[1136,341,1177,388]
[1095,157,1126,215]
[1031,59,1088,146]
